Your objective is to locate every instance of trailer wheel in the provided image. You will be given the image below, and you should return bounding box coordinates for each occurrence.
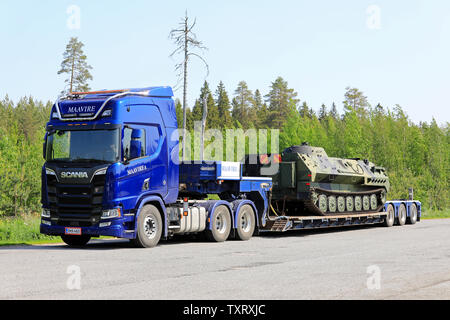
[397,204,407,226]
[383,204,395,227]
[407,203,418,225]
[236,204,256,241]
[132,204,162,248]
[206,205,231,242]
[61,235,91,247]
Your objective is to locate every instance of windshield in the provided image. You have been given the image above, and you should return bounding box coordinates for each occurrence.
[46,129,119,163]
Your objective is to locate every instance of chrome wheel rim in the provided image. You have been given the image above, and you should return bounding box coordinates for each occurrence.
[144,215,157,239]
[215,211,227,234]
[240,209,252,233]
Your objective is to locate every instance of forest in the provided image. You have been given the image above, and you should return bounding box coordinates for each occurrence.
[0,78,448,218]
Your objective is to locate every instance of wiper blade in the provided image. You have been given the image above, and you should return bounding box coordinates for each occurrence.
[71,159,110,163]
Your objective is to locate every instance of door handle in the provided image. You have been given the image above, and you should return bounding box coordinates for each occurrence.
[142,178,150,191]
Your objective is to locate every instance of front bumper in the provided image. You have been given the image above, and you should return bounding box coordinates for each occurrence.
[40,216,135,239]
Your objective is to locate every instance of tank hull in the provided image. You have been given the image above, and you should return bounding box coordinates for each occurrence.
[251,144,390,217]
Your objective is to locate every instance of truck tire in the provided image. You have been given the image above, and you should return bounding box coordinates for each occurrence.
[407,203,418,225]
[397,204,407,226]
[206,205,231,242]
[132,204,163,248]
[61,235,91,247]
[235,204,256,241]
[383,204,395,227]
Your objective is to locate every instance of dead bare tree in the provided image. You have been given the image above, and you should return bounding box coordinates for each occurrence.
[169,11,209,161]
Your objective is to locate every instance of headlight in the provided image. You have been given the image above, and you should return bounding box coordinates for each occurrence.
[45,168,56,176]
[101,208,121,220]
[102,109,112,117]
[41,209,51,218]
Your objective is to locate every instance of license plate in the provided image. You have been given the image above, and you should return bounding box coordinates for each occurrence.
[65,227,82,235]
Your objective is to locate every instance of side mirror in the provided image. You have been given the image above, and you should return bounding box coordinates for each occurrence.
[43,133,48,160]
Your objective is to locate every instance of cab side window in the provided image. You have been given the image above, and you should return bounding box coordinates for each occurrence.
[123,127,146,161]
[147,125,161,156]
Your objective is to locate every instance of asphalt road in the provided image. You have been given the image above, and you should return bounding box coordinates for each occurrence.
[1,219,449,300]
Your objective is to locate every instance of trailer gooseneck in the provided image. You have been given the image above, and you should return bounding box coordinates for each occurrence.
[40,87,421,248]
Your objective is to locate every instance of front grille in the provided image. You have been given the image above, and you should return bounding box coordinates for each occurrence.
[46,174,106,227]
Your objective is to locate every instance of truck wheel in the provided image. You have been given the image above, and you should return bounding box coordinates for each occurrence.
[397,204,407,226]
[61,235,91,247]
[383,204,395,227]
[206,205,231,242]
[236,204,256,241]
[132,204,162,248]
[407,203,418,225]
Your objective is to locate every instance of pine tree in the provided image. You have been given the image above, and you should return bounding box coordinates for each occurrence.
[232,81,254,129]
[215,81,233,128]
[319,104,328,121]
[57,37,93,94]
[265,77,299,128]
[343,87,369,118]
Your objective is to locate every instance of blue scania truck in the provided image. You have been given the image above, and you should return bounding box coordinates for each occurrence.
[40,87,421,248]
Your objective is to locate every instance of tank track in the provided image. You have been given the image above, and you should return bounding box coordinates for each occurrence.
[304,187,387,217]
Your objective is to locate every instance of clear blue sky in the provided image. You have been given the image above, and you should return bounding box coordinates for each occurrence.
[1,0,449,125]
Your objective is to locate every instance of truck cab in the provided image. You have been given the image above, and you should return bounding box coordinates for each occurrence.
[40,87,272,248]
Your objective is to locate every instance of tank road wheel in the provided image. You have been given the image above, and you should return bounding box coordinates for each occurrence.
[383,204,395,227]
[206,205,232,242]
[346,196,354,212]
[61,235,91,247]
[408,203,418,225]
[397,204,407,226]
[370,194,378,211]
[236,204,256,241]
[132,204,163,248]
[380,191,387,205]
[354,196,362,211]
[337,196,346,213]
[318,195,328,213]
[362,196,370,211]
[328,196,337,213]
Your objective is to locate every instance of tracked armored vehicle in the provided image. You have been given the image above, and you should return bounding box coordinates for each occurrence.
[244,143,390,216]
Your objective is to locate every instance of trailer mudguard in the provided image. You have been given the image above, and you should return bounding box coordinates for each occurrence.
[230,199,259,229]
[198,200,234,231]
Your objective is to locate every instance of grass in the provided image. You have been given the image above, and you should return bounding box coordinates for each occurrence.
[421,208,450,220]
[0,214,114,246]
[0,214,60,246]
